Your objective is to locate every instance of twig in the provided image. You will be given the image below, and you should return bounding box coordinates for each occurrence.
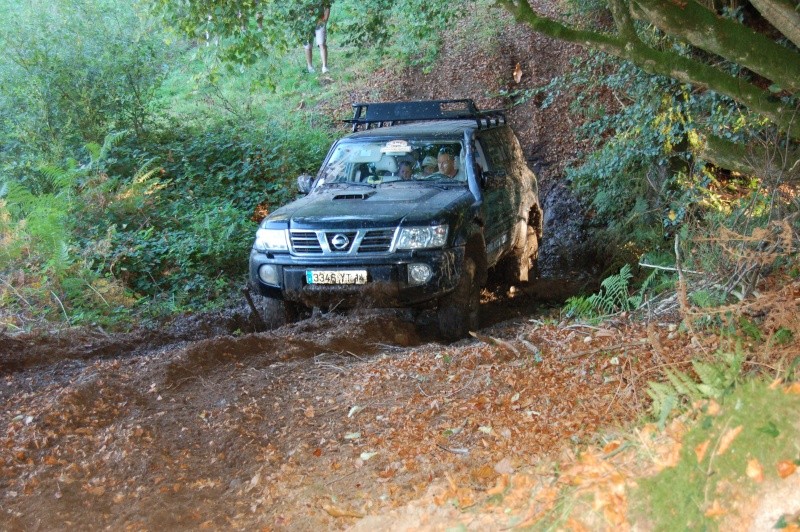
[639,262,702,275]
[0,276,33,309]
[436,444,469,455]
[241,287,267,329]
[324,469,358,487]
[50,291,69,323]
[84,278,110,307]
[560,340,647,360]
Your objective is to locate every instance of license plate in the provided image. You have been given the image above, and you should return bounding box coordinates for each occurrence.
[306,270,368,285]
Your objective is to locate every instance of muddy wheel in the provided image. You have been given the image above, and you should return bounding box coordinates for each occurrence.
[498,225,539,285]
[263,297,306,329]
[437,256,480,341]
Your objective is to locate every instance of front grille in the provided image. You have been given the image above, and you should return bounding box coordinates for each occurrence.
[290,231,322,253]
[289,228,397,255]
[358,229,394,253]
[325,232,357,252]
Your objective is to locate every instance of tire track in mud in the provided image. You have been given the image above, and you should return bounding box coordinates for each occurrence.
[163,310,426,388]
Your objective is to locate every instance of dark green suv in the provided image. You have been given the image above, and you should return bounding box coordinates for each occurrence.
[249,100,542,340]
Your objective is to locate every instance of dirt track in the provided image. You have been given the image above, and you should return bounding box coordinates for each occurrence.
[2,276,698,530]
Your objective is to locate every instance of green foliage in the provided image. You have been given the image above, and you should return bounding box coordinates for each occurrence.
[647,350,743,427]
[150,0,462,69]
[0,0,172,165]
[634,380,800,530]
[564,264,662,319]
[333,0,462,65]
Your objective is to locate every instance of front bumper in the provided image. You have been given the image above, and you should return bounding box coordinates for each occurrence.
[249,247,464,308]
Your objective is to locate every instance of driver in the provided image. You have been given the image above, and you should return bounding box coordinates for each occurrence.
[437,147,460,178]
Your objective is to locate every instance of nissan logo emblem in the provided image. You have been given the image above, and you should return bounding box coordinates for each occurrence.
[331,234,349,250]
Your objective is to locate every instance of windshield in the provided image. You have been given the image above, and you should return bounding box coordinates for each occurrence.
[316,138,466,187]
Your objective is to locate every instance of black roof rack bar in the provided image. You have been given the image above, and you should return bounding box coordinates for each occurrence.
[344,99,506,132]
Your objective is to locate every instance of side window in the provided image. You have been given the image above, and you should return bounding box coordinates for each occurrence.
[472,140,488,173]
[477,130,509,172]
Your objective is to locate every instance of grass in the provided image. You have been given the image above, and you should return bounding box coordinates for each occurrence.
[631,379,800,530]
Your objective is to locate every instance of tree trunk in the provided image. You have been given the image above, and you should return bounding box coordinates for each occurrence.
[633,0,800,93]
[750,0,800,49]
[497,0,800,141]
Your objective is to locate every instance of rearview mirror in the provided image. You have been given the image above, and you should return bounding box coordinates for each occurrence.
[297,174,313,194]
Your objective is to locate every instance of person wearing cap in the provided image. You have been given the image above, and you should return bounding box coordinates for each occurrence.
[420,155,438,177]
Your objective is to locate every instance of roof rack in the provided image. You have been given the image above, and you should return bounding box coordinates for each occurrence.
[344,99,506,132]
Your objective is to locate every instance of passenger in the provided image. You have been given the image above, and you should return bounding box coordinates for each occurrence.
[398,160,414,180]
[437,148,459,178]
[420,155,438,177]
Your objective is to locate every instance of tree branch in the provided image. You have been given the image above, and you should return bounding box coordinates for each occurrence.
[750,0,800,49]
[633,0,800,93]
[607,0,639,42]
[496,0,800,140]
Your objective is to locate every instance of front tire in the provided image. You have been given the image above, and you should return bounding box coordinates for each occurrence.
[263,296,307,329]
[437,257,480,341]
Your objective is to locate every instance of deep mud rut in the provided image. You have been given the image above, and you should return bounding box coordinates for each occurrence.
[0,275,695,530]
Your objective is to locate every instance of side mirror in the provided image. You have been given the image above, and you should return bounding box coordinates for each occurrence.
[297,174,313,194]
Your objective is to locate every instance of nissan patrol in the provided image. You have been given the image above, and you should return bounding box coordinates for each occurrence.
[249,99,542,340]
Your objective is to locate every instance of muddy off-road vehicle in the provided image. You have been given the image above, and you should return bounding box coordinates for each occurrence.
[249,99,542,340]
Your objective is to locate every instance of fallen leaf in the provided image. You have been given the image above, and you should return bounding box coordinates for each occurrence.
[86,485,106,496]
[746,458,764,483]
[347,405,363,418]
[715,426,743,456]
[603,441,621,454]
[777,460,797,478]
[494,457,515,475]
[378,467,396,479]
[359,451,377,461]
[695,440,710,463]
[471,465,495,480]
[513,63,523,83]
[707,399,721,416]
[486,474,509,496]
[769,378,783,390]
[304,406,315,418]
[704,499,726,517]
[785,382,800,395]
[322,504,363,519]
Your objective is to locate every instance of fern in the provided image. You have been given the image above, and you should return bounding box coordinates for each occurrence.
[565,264,663,319]
[646,350,744,423]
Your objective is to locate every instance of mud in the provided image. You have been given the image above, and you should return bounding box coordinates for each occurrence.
[0,275,620,531]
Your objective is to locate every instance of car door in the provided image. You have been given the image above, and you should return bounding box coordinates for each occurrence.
[476,129,517,267]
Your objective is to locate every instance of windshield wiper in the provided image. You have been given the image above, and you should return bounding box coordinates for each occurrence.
[320,180,374,189]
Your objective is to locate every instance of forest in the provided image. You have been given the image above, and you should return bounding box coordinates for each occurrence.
[1,0,799,529]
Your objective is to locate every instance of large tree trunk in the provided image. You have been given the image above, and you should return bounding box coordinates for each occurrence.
[633,0,800,93]
[750,0,800,49]
[497,0,800,141]
[698,134,800,181]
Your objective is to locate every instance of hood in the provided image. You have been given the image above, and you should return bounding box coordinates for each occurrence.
[268,184,473,229]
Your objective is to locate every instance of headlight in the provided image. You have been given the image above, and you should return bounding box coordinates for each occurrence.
[396,225,448,249]
[254,228,288,252]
